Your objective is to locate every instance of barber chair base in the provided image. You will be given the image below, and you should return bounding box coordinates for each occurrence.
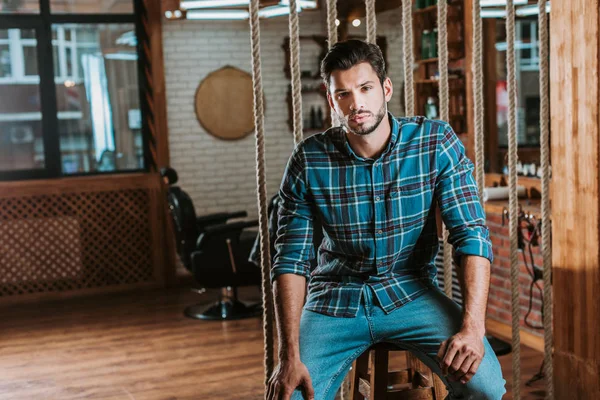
[184,299,262,320]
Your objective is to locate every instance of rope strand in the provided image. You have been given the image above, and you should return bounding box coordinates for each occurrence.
[473,0,485,201]
[365,0,376,44]
[506,1,521,399]
[248,0,274,393]
[402,0,414,115]
[289,0,303,145]
[538,0,553,398]
[438,0,452,299]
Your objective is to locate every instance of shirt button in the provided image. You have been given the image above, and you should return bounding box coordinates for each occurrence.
[377,230,383,235]
[373,162,378,167]
[375,196,380,201]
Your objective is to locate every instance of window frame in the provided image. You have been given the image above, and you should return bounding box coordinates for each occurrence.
[0,0,150,181]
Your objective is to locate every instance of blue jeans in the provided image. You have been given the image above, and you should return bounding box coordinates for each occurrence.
[291,284,507,400]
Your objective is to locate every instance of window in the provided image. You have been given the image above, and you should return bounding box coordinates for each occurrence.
[0,28,44,171]
[0,0,147,180]
[495,19,544,148]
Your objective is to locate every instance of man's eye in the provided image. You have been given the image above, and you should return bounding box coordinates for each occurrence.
[363,86,372,91]
[337,93,348,99]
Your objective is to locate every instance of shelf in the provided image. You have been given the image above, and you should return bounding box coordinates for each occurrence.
[413,5,437,14]
[415,76,461,84]
[417,57,439,64]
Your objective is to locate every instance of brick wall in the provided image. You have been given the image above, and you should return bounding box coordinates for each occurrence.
[486,208,546,338]
[162,7,404,219]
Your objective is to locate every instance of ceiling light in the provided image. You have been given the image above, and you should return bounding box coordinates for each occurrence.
[281,0,317,8]
[258,5,290,18]
[335,18,340,26]
[480,0,527,6]
[516,2,551,16]
[165,10,173,18]
[480,9,506,18]
[186,10,249,19]
[104,52,138,61]
[352,18,361,27]
[173,9,182,18]
[180,0,249,9]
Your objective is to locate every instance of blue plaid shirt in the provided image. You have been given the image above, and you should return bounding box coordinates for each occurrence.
[272,114,493,318]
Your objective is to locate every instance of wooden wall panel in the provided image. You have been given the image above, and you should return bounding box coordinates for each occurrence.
[550,0,600,398]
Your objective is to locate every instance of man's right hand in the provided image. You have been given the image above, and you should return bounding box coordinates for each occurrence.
[266,358,315,400]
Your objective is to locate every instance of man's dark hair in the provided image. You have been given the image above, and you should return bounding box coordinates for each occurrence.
[320,39,387,89]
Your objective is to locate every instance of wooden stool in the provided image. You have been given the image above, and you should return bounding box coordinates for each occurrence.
[349,343,448,399]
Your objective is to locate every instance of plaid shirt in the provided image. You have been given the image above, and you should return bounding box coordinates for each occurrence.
[272,114,493,318]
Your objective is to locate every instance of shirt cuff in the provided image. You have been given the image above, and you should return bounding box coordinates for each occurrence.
[271,264,311,282]
[453,237,494,266]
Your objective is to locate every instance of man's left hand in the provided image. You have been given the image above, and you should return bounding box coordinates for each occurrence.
[436,328,485,385]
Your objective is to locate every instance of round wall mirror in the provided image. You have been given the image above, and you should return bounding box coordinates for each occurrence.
[194,65,256,141]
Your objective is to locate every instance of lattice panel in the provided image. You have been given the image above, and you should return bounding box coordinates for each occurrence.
[0,189,155,297]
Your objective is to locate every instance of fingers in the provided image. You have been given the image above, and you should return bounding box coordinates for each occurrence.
[281,387,293,400]
[440,339,459,376]
[460,356,483,384]
[449,354,475,383]
[436,339,448,369]
[448,346,470,377]
[303,374,315,400]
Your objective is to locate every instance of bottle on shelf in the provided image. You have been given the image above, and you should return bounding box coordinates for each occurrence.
[310,106,317,130]
[416,0,428,9]
[425,96,438,119]
[421,30,431,60]
[431,28,438,59]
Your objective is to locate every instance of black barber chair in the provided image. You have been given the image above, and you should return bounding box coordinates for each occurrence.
[161,167,262,320]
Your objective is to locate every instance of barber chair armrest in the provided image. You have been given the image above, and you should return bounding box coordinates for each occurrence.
[196,211,248,228]
[196,219,259,249]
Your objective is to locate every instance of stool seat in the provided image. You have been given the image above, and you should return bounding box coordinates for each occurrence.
[349,342,448,400]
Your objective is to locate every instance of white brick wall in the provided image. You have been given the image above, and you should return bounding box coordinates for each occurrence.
[162,7,405,219]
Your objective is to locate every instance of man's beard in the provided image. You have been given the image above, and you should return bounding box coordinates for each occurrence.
[341,101,387,136]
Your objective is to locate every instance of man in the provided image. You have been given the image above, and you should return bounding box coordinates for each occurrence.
[267,40,506,400]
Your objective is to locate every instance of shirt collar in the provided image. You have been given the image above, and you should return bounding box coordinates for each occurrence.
[342,111,400,161]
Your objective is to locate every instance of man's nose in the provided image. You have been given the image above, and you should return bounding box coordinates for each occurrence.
[349,94,365,112]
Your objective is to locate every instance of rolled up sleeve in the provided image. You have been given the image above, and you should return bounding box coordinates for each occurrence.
[435,125,493,265]
[271,146,315,282]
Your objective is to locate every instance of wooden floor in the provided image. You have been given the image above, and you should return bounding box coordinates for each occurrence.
[0,285,548,399]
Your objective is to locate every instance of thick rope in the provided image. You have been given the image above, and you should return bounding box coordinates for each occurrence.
[472,0,485,200]
[248,0,275,392]
[538,0,553,398]
[438,0,449,123]
[289,0,303,145]
[506,2,521,399]
[326,0,340,129]
[402,0,414,116]
[437,0,452,299]
[326,0,338,47]
[365,0,376,44]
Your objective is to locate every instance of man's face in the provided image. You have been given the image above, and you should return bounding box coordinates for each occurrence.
[327,62,393,136]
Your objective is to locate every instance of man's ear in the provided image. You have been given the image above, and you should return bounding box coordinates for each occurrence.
[327,92,335,110]
[384,77,393,102]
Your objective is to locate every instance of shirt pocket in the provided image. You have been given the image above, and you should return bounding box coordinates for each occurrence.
[394,179,433,224]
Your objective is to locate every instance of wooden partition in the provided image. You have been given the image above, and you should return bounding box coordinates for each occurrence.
[550,1,600,397]
[0,173,172,304]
